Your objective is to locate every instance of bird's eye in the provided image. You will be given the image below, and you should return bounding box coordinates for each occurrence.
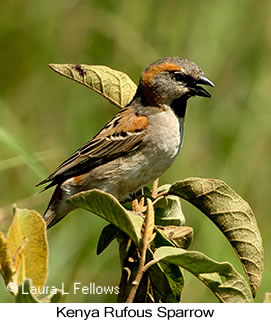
[171,71,184,80]
[171,71,193,84]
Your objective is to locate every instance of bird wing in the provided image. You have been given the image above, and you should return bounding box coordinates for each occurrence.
[36,108,148,189]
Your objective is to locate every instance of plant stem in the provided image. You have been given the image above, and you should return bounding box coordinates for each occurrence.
[126,231,148,302]
[126,199,155,303]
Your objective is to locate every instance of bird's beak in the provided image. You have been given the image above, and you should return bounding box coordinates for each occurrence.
[193,75,215,98]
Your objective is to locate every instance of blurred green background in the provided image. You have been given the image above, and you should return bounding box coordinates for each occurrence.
[0,0,270,302]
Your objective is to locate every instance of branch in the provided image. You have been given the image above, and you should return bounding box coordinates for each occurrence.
[126,198,155,303]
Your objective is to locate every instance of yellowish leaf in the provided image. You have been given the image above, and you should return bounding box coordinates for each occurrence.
[0,232,13,285]
[7,207,48,294]
[49,64,137,108]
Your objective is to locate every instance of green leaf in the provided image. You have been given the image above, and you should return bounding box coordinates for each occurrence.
[15,280,40,303]
[146,249,183,302]
[96,224,119,255]
[7,207,48,294]
[169,177,264,297]
[159,262,184,301]
[148,262,183,302]
[40,289,63,303]
[68,189,142,246]
[153,195,185,226]
[153,246,253,303]
[152,227,176,248]
[49,64,137,108]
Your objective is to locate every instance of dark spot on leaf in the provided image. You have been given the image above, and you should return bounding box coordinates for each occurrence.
[74,64,86,77]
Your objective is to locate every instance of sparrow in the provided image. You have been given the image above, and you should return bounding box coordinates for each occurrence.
[37,56,214,228]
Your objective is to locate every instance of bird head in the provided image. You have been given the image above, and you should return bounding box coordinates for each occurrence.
[138,56,214,106]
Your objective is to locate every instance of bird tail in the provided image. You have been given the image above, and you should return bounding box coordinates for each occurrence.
[43,185,73,229]
[43,207,65,229]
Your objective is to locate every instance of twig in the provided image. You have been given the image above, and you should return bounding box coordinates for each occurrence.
[118,266,131,302]
[126,198,155,303]
[141,258,159,273]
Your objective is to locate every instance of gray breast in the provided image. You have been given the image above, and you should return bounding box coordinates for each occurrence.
[145,106,184,161]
